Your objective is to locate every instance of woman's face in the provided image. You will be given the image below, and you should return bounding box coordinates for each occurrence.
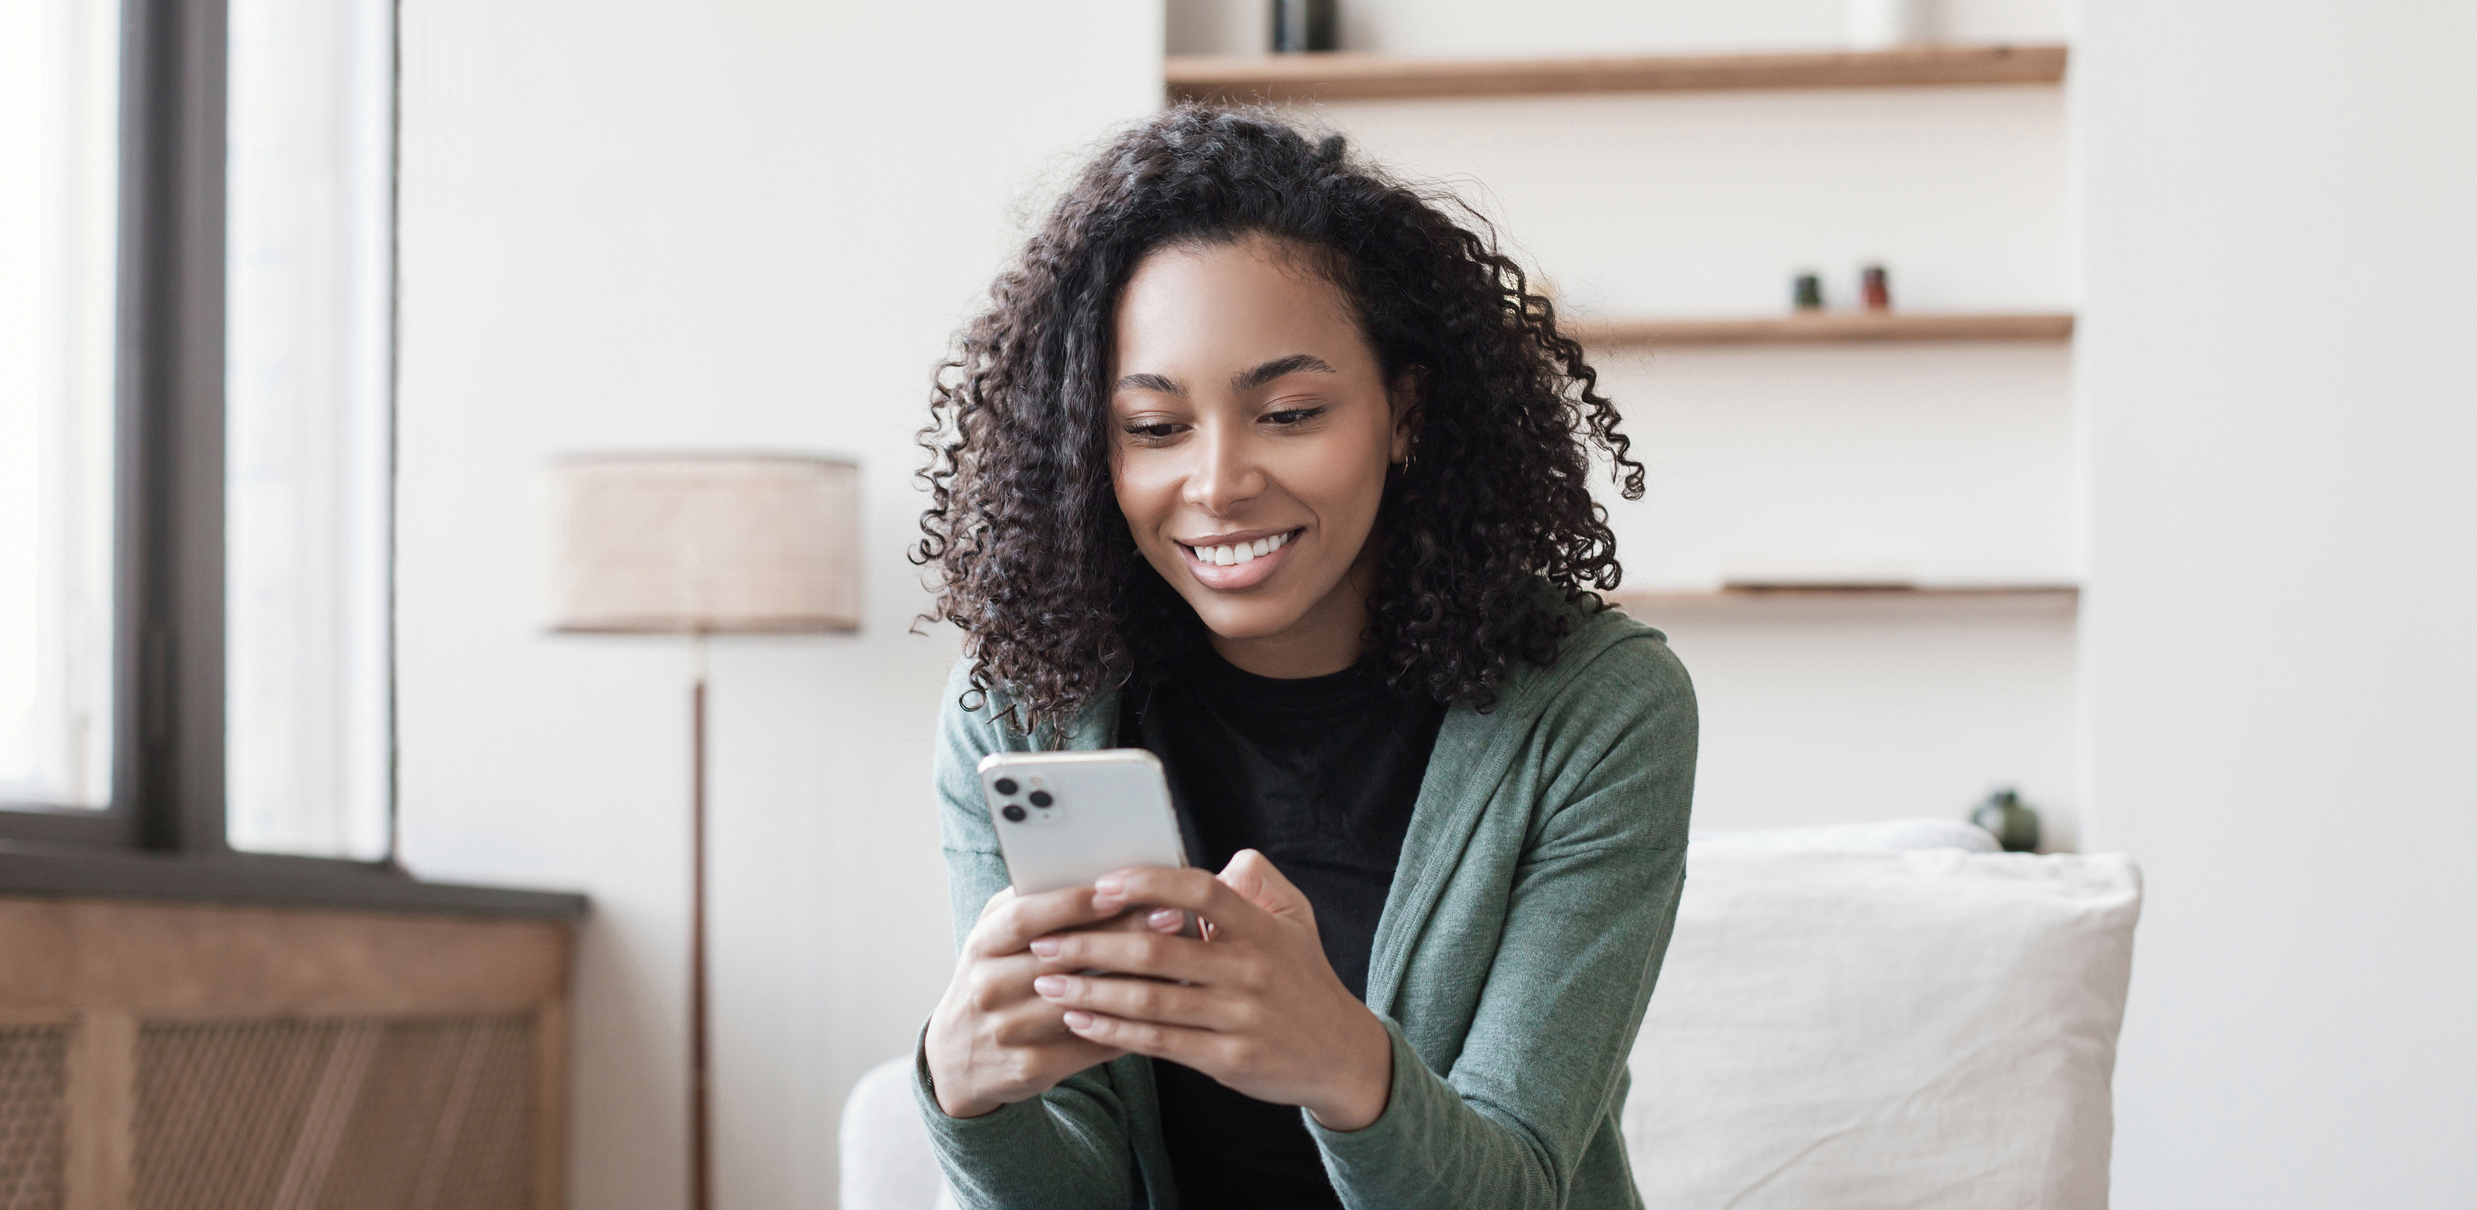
[1109,237,1412,677]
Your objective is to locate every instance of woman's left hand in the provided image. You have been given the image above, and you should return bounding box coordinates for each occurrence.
[1025,849,1395,1132]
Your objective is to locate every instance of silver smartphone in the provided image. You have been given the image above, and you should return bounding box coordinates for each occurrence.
[977,749,1190,896]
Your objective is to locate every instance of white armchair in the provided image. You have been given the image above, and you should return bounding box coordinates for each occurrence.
[844,820,2141,1210]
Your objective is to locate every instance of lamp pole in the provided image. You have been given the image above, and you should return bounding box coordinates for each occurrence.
[690,629,712,1210]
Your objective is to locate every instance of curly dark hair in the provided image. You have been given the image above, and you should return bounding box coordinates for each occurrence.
[913,106,1645,729]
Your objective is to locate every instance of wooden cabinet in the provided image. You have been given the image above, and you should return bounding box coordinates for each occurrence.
[0,898,572,1210]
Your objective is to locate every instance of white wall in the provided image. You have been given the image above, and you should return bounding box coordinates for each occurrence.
[1666,594,2078,845]
[2077,1,2477,1205]
[391,3,1157,1207]
[1303,87,2072,319]
[1605,341,2080,842]
[1262,8,2084,840]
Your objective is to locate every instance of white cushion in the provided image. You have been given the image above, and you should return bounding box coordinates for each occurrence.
[840,1054,952,1210]
[1624,844,2142,1209]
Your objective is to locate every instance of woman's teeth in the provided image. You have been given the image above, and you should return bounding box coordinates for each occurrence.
[1190,530,1291,567]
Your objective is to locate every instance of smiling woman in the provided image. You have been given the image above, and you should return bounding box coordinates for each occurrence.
[910,107,1697,1210]
[916,109,1646,726]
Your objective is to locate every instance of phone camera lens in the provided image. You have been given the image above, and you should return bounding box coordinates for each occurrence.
[993,778,1018,796]
[1029,790,1053,808]
[1001,804,1027,822]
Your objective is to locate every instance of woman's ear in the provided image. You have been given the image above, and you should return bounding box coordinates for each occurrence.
[1388,368,1424,464]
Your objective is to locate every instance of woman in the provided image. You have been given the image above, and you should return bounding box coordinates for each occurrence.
[910,108,1696,1210]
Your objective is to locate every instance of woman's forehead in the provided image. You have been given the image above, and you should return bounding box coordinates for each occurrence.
[1114,240,1373,380]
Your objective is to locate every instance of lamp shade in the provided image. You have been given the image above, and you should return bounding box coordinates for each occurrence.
[542,454,861,633]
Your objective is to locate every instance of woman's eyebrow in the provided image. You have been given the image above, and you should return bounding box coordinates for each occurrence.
[1113,355,1336,396]
[1231,353,1337,392]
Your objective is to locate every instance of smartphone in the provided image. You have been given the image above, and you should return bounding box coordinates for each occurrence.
[977,749,1190,896]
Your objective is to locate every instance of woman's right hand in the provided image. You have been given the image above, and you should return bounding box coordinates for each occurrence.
[924,883,1181,1119]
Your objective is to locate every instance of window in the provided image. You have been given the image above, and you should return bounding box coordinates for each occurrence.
[0,0,119,815]
[224,0,395,859]
[1,0,396,866]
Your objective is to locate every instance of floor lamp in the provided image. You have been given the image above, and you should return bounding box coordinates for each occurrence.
[542,454,862,1210]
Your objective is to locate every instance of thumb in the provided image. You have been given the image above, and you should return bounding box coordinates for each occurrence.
[1217,849,1312,925]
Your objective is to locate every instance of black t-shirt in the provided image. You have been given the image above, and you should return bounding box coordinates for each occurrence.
[1117,646,1446,1210]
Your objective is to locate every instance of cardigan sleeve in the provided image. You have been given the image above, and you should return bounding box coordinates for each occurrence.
[1306,633,1697,1209]
[911,658,1144,1210]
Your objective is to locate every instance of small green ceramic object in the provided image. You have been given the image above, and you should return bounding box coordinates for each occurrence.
[1971,787,2041,853]
[1793,272,1825,311]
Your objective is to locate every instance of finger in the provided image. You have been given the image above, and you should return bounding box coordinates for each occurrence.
[982,1012,1128,1071]
[959,950,1075,1013]
[986,996,1102,1047]
[1216,849,1315,924]
[1072,909,1182,937]
[1012,924,1181,976]
[1024,910,1191,960]
[970,885,1122,957]
[1031,972,1230,1030]
[1091,866,1265,941]
[1059,1010,1230,1071]
[977,981,1138,1054]
[1021,1039,1129,1079]
[1027,929,1221,985]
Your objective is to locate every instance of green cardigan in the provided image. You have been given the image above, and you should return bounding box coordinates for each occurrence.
[912,601,1697,1210]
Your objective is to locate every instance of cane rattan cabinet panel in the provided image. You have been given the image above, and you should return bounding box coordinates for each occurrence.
[0,899,571,1210]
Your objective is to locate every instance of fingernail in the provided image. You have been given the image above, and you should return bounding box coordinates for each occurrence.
[1149,908,1183,932]
[1033,975,1067,997]
[1062,1010,1093,1030]
[1094,873,1126,897]
[1028,937,1059,958]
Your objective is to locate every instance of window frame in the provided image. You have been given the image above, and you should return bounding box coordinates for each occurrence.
[0,0,232,852]
[0,0,576,918]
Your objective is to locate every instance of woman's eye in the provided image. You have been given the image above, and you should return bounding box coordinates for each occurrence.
[1265,407,1326,426]
[1124,422,1183,440]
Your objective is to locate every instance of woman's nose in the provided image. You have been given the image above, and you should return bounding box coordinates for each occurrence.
[1184,424,1264,514]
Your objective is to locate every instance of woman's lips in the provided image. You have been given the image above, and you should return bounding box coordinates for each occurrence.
[1179,529,1301,591]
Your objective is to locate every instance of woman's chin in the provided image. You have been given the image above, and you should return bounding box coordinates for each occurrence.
[1184,598,1313,646]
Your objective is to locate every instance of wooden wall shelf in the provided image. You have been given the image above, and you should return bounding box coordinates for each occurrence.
[1166,43,2068,104]
[1571,311,2075,347]
[1616,584,2080,609]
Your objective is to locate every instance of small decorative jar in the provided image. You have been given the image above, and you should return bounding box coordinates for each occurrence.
[1970,787,2042,852]
[1272,0,1339,53]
